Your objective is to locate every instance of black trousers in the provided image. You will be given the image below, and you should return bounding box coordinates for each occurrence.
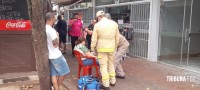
[86,35,92,49]
[71,36,79,55]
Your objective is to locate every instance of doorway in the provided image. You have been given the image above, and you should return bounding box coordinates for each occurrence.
[159,0,200,72]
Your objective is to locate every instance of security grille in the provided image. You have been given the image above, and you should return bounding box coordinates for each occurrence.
[130,3,150,58]
[95,7,105,14]
[66,1,151,59]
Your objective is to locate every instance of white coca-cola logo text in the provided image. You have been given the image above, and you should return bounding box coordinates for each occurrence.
[6,21,26,28]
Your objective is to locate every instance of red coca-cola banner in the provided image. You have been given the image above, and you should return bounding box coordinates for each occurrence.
[0,20,31,30]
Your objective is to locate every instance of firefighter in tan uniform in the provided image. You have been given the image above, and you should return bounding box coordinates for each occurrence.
[91,11,119,90]
[105,13,130,79]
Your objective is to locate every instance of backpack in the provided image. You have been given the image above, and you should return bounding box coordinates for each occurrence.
[78,75,101,90]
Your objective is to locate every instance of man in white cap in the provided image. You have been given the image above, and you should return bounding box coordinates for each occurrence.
[91,11,119,90]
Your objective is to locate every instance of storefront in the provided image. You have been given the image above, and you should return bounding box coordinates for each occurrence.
[0,0,53,74]
[0,0,36,73]
[159,0,200,72]
[66,0,151,59]
[96,0,151,59]
[61,0,200,72]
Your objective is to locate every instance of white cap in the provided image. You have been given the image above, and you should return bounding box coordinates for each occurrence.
[96,10,105,18]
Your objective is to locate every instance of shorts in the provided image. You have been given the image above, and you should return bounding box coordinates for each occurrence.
[50,55,70,76]
[59,34,66,43]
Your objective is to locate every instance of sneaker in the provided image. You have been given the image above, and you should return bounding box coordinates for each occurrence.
[104,87,110,90]
[110,83,115,87]
[116,75,125,79]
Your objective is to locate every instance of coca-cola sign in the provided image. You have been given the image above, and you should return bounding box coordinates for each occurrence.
[0,20,31,30]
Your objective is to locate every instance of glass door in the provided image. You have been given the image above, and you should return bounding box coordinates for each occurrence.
[159,0,186,66]
[159,0,200,72]
[180,0,192,68]
[184,0,200,71]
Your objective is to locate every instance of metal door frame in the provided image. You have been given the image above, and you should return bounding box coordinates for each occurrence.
[180,0,194,67]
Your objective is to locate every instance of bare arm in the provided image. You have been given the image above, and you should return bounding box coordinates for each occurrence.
[85,52,96,58]
[89,31,93,35]
[85,28,93,35]
[52,38,59,48]
[85,28,89,32]
[68,20,73,27]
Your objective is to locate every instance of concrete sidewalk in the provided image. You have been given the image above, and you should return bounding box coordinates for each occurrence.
[0,45,200,90]
[62,45,200,90]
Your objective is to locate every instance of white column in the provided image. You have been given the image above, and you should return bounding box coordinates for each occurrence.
[92,0,95,19]
[57,5,60,15]
[148,0,160,62]
[66,8,70,44]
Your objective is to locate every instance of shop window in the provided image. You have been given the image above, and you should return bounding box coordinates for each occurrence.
[105,6,131,23]
[70,1,93,9]
[120,0,142,3]
[96,0,114,6]
[95,0,142,6]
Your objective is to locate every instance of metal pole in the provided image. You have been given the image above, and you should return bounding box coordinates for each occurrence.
[93,0,95,19]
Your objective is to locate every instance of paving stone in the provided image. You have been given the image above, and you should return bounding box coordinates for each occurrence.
[28,75,39,80]
[0,79,3,84]
[0,86,20,90]
[0,45,200,90]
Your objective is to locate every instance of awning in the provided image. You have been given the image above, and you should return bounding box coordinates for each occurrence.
[51,0,91,6]
[51,0,79,6]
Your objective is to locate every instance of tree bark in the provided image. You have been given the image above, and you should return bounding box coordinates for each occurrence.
[30,0,51,90]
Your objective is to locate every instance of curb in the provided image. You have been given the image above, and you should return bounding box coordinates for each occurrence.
[0,75,39,85]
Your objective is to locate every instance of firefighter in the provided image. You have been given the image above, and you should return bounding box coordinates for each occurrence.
[105,13,130,79]
[91,11,119,90]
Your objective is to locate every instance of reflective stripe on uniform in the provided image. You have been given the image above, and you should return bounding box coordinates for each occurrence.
[97,48,115,52]
[102,74,109,81]
[109,72,116,77]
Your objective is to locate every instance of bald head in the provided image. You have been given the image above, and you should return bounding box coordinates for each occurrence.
[46,12,55,26]
[46,12,55,21]
[105,13,111,19]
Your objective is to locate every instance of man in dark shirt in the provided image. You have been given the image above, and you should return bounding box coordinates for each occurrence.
[84,19,97,50]
[56,15,67,54]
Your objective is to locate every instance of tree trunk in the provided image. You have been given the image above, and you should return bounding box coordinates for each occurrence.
[30,0,51,90]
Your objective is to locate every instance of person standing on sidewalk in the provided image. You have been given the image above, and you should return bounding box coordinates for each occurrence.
[45,12,70,90]
[68,13,83,57]
[91,11,119,90]
[105,13,130,79]
[56,15,67,54]
[85,19,97,50]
